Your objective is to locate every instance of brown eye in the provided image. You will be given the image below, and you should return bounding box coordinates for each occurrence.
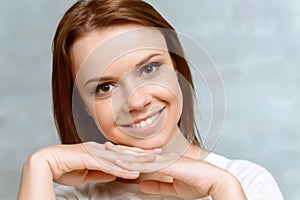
[94,83,116,96]
[100,84,110,92]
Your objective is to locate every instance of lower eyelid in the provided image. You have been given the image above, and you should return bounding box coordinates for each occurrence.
[95,90,114,99]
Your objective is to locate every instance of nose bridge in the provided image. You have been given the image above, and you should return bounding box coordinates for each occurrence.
[122,75,151,111]
[113,74,150,113]
[128,83,151,111]
[121,75,138,103]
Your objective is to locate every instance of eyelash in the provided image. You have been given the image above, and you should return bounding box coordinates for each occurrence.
[139,62,162,77]
[93,82,116,97]
[92,62,162,97]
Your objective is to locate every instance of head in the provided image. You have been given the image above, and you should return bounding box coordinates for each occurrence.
[52,0,200,148]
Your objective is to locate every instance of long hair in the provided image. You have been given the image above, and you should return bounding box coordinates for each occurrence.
[52,0,200,146]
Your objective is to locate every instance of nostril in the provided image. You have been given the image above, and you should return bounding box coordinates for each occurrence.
[128,89,152,111]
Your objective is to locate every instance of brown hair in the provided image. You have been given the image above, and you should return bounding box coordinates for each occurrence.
[52,0,201,146]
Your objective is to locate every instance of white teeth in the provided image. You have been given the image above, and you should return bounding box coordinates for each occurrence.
[135,123,141,128]
[131,112,159,128]
[145,118,152,125]
[140,121,147,127]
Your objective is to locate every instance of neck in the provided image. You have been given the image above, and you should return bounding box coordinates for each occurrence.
[162,127,207,159]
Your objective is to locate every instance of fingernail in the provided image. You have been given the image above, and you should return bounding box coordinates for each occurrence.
[144,154,156,159]
[105,142,117,150]
[129,171,140,175]
[153,148,162,153]
[105,141,114,146]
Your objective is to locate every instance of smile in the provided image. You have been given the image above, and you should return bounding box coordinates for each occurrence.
[128,109,162,128]
[118,107,166,138]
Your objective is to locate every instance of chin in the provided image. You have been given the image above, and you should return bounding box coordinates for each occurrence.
[127,133,172,150]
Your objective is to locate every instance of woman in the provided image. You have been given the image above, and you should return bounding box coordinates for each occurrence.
[18,0,283,199]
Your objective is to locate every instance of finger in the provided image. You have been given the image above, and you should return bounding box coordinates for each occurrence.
[70,143,141,179]
[140,180,200,199]
[111,143,162,154]
[97,149,156,163]
[105,142,149,155]
[139,180,177,196]
[114,153,178,173]
[99,165,140,179]
[85,142,155,165]
[105,142,158,157]
[81,152,141,179]
[54,170,117,186]
[42,143,140,187]
[86,142,156,163]
[83,170,116,183]
[154,156,225,189]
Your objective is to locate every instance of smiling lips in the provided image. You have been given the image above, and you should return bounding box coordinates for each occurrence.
[118,107,166,138]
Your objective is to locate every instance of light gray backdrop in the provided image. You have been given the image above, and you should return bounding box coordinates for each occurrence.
[1,0,299,199]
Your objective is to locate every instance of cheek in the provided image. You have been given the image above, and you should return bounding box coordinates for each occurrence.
[93,101,115,133]
[155,70,183,111]
[169,89,183,122]
[159,76,183,106]
[153,81,183,119]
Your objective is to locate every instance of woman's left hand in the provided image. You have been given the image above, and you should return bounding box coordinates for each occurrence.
[110,145,247,200]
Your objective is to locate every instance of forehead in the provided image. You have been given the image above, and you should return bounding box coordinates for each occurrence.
[71,25,169,87]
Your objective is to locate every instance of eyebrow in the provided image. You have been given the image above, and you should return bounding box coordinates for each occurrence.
[135,53,162,67]
[84,53,162,87]
[84,76,115,87]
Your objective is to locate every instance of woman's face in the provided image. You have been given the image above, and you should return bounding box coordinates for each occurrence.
[71,25,183,149]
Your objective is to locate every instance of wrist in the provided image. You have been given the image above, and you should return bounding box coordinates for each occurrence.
[210,171,247,200]
[24,150,53,178]
[18,150,55,200]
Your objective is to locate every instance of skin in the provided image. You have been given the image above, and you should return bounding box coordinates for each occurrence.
[18,25,247,200]
[73,25,183,149]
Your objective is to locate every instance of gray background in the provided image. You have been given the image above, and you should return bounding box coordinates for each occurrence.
[1,0,299,199]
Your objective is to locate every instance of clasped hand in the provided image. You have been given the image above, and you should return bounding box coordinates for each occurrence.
[33,142,245,199]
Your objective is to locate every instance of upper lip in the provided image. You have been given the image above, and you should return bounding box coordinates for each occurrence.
[119,107,165,127]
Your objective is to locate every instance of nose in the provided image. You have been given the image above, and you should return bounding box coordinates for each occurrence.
[128,86,151,112]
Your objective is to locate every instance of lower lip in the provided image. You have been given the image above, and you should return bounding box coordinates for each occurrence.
[118,108,166,138]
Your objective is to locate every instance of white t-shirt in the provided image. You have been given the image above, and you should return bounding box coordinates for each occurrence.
[55,152,284,199]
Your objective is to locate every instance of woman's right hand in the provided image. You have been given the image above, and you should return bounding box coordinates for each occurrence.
[48,142,159,185]
[18,142,160,200]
